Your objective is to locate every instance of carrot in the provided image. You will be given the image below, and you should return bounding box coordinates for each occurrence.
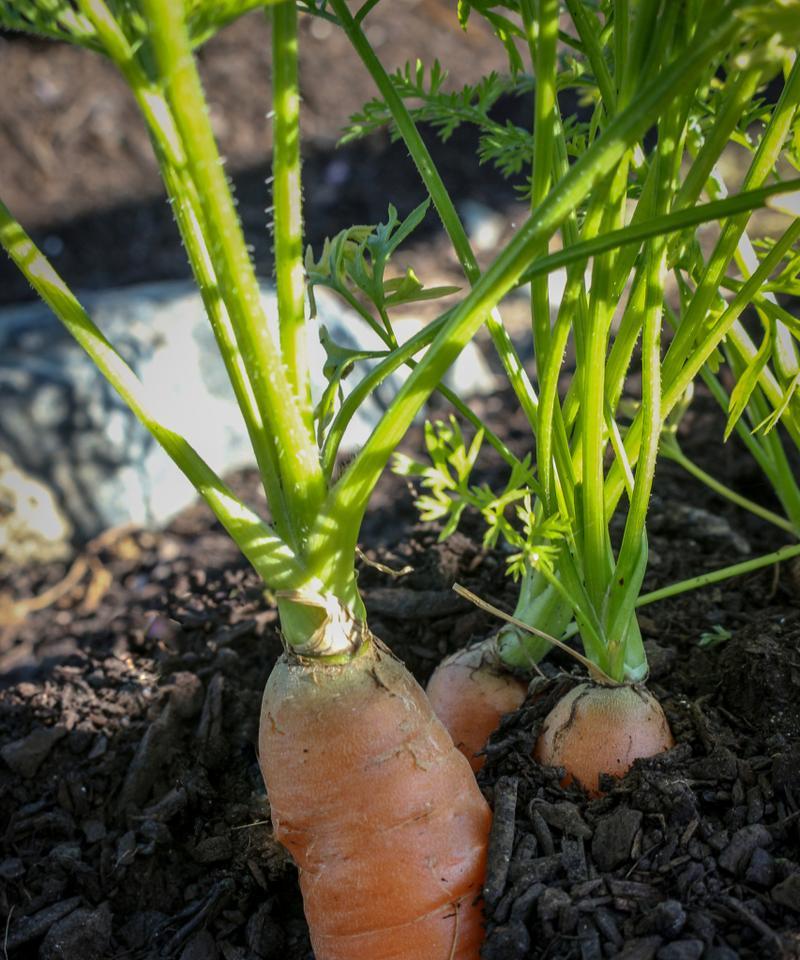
[259,638,492,960]
[426,639,528,772]
[534,682,674,797]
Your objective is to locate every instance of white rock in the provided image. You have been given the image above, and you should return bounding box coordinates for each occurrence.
[0,280,496,546]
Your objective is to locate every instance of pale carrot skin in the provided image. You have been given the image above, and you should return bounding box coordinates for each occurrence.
[426,640,528,772]
[534,682,674,797]
[259,639,491,960]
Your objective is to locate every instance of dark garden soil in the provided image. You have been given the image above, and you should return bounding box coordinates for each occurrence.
[1,391,800,960]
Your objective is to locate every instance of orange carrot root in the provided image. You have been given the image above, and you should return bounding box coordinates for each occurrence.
[259,639,491,960]
[534,682,674,797]
[426,640,528,772]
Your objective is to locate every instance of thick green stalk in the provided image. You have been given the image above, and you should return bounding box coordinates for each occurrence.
[496,570,574,669]
[521,0,558,358]
[141,0,326,540]
[604,103,684,675]
[309,15,744,591]
[673,66,762,212]
[515,178,800,288]
[702,353,800,532]
[614,0,629,99]
[271,1,314,431]
[563,0,616,112]
[580,161,630,608]
[78,0,296,547]
[0,201,307,591]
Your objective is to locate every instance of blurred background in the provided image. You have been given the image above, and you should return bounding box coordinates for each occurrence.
[0,0,527,300]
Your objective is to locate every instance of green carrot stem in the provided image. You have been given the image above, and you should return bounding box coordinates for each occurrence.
[563,0,616,112]
[521,0,558,358]
[516,178,800,288]
[309,15,743,593]
[606,218,800,515]
[328,0,541,437]
[271,0,314,431]
[141,0,326,540]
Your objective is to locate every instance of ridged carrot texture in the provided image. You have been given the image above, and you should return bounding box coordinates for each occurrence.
[426,639,528,772]
[259,638,492,960]
[534,682,674,797]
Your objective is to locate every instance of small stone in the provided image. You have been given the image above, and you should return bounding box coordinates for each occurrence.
[744,847,775,887]
[718,824,771,875]
[657,940,704,960]
[772,744,800,792]
[509,834,538,883]
[636,900,686,938]
[81,819,106,843]
[577,917,602,960]
[687,749,738,781]
[179,930,218,960]
[538,887,571,923]
[191,835,233,863]
[523,854,562,883]
[592,808,643,871]
[0,857,24,880]
[481,920,530,960]
[1,725,67,778]
[484,776,518,906]
[617,937,663,960]
[562,837,588,882]
[594,907,622,946]
[772,874,800,911]
[532,800,592,839]
[5,898,81,950]
[39,902,112,960]
[705,949,739,960]
[119,911,168,950]
[246,903,285,958]
[168,672,204,719]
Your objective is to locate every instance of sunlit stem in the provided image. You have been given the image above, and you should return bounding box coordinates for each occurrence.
[271,1,314,431]
[638,542,800,607]
[141,0,326,541]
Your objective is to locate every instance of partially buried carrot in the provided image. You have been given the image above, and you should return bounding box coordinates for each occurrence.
[426,638,528,772]
[534,681,674,797]
[259,636,491,960]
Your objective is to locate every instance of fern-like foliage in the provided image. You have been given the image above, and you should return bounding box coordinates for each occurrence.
[0,0,272,54]
[343,62,535,179]
[342,60,592,188]
[0,0,102,51]
[394,416,568,579]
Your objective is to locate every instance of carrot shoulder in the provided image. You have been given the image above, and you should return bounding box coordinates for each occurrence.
[259,640,491,960]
